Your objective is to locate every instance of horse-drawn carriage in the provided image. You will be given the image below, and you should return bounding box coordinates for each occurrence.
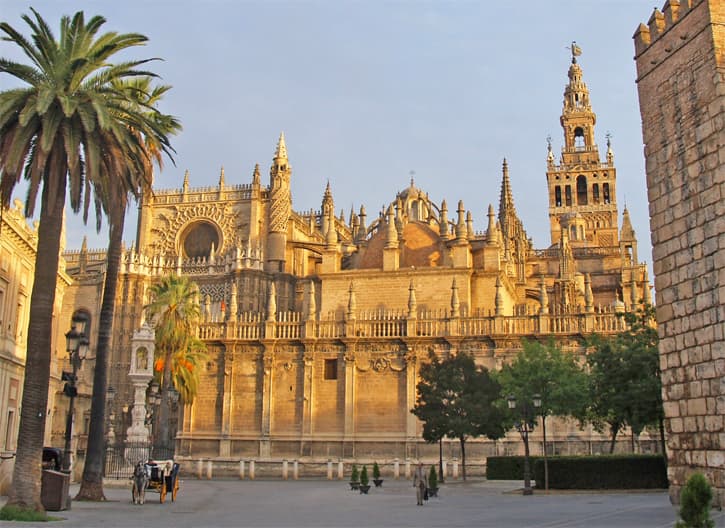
[133,459,180,504]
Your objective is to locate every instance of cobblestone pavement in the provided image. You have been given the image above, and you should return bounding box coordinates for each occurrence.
[3,478,724,527]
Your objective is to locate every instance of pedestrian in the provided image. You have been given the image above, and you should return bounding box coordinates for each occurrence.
[413,462,428,506]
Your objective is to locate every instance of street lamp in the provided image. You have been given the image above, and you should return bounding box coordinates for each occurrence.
[62,324,89,472]
[507,393,542,496]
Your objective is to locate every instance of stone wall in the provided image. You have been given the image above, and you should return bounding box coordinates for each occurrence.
[633,0,724,506]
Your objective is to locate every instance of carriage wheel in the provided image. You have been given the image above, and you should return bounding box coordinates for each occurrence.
[160,481,167,503]
[171,477,179,502]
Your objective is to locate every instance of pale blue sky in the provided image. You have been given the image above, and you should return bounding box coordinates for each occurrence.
[1,1,656,268]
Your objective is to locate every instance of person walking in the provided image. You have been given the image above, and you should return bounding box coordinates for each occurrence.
[413,462,429,506]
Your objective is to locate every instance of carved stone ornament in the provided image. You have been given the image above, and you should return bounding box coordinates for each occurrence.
[153,202,240,255]
[355,353,407,373]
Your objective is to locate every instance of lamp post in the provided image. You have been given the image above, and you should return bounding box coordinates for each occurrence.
[507,393,542,496]
[62,324,89,472]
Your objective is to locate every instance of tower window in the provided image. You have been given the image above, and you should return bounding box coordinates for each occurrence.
[576,175,588,205]
[574,127,585,148]
[565,186,572,206]
[603,183,611,204]
[554,186,562,207]
[593,183,600,203]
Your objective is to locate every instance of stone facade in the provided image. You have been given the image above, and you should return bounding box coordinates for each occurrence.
[0,201,71,493]
[634,0,724,506]
[61,53,654,468]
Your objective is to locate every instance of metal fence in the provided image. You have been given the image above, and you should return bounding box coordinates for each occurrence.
[104,442,176,479]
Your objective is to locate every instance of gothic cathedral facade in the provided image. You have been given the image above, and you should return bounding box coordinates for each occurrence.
[61,53,652,467]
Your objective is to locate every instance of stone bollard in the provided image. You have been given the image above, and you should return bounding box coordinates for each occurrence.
[405,458,411,479]
[239,460,245,480]
[327,459,333,480]
[293,460,299,480]
[442,460,447,479]
[196,459,204,479]
[337,460,344,480]
[206,460,213,479]
[282,459,288,480]
[249,460,255,480]
[452,458,459,479]
[394,458,400,479]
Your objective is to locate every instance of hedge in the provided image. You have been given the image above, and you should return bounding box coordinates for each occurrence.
[532,455,668,489]
[486,456,543,480]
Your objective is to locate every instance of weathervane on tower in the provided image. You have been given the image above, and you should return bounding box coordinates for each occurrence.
[567,41,582,62]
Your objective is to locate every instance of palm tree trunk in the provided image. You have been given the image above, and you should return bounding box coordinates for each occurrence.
[76,214,125,500]
[154,350,172,455]
[4,174,67,512]
[459,437,466,481]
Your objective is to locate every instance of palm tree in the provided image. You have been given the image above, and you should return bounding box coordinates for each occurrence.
[145,275,203,453]
[0,9,173,512]
[76,78,181,501]
[155,334,208,405]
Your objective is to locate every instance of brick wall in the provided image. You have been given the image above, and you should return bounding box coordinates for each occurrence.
[634,0,724,505]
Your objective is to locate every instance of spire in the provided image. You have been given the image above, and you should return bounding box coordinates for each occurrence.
[466,211,474,240]
[183,169,190,192]
[219,166,225,187]
[347,281,356,320]
[79,236,88,273]
[266,282,277,322]
[606,132,614,163]
[486,204,498,246]
[385,205,398,249]
[498,158,515,218]
[546,135,555,166]
[325,208,337,248]
[275,131,288,160]
[620,206,635,240]
[252,163,261,186]
[439,200,449,239]
[455,200,467,240]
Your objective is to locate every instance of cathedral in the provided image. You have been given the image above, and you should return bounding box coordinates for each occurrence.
[56,52,652,470]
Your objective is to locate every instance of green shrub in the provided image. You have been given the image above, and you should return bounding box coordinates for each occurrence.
[675,473,714,528]
[429,465,438,489]
[531,455,667,489]
[0,504,59,522]
[360,465,369,486]
[350,463,359,482]
[486,456,542,480]
[373,461,381,480]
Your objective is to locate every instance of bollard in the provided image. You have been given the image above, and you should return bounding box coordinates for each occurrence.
[452,458,459,479]
[239,460,245,480]
[293,460,299,480]
[282,459,288,480]
[405,458,411,479]
[249,460,255,480]
[337,460,344,480]
[327,459,333,480]
[206,460,213,480]
[441,460,447,479]
[197,459,204,479]
[394,458,400,479]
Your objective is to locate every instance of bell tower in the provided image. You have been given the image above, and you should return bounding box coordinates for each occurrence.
[266,132,292,272]
[546,44,619,248]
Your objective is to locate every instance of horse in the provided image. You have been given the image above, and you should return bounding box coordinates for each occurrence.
[131,460,149,505]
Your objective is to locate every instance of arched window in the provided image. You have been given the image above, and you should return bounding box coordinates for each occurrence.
[592,183,600,203]
[603,183,611,204]
[565,185,572,206]
[554,186,562,207]
[571,226,577,240]
[574,127,585,148]
[576,175,588,205]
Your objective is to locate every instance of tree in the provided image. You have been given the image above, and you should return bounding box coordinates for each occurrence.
[0,9,172,513]
[76,78,180,501]
[145,275,204,453]
[497,339,588,489]
[154,333,208,405]
[586,304,662,454]
[412,351,506,480]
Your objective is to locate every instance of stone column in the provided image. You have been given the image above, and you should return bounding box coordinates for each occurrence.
[301,347,314,440]
[343,348,356,457]
[404,348,418,449]
[220,347,233,457]
[260,347,274,458]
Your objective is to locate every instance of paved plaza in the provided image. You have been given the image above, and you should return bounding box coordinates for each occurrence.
[4,478,724,528]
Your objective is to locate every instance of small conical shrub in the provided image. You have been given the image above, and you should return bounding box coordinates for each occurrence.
[373,461,381,480]
[360,465,369,486]
[429,465,438,489]
[675,473,714,528]
[350,464,359,482]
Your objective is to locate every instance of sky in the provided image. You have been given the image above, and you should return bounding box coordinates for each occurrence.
[1,0,658,270]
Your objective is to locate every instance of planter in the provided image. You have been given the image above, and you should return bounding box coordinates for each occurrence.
[428,486,438,498]
[349,481,360,490]
[359,484,371,494]
[373,478,383,487]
